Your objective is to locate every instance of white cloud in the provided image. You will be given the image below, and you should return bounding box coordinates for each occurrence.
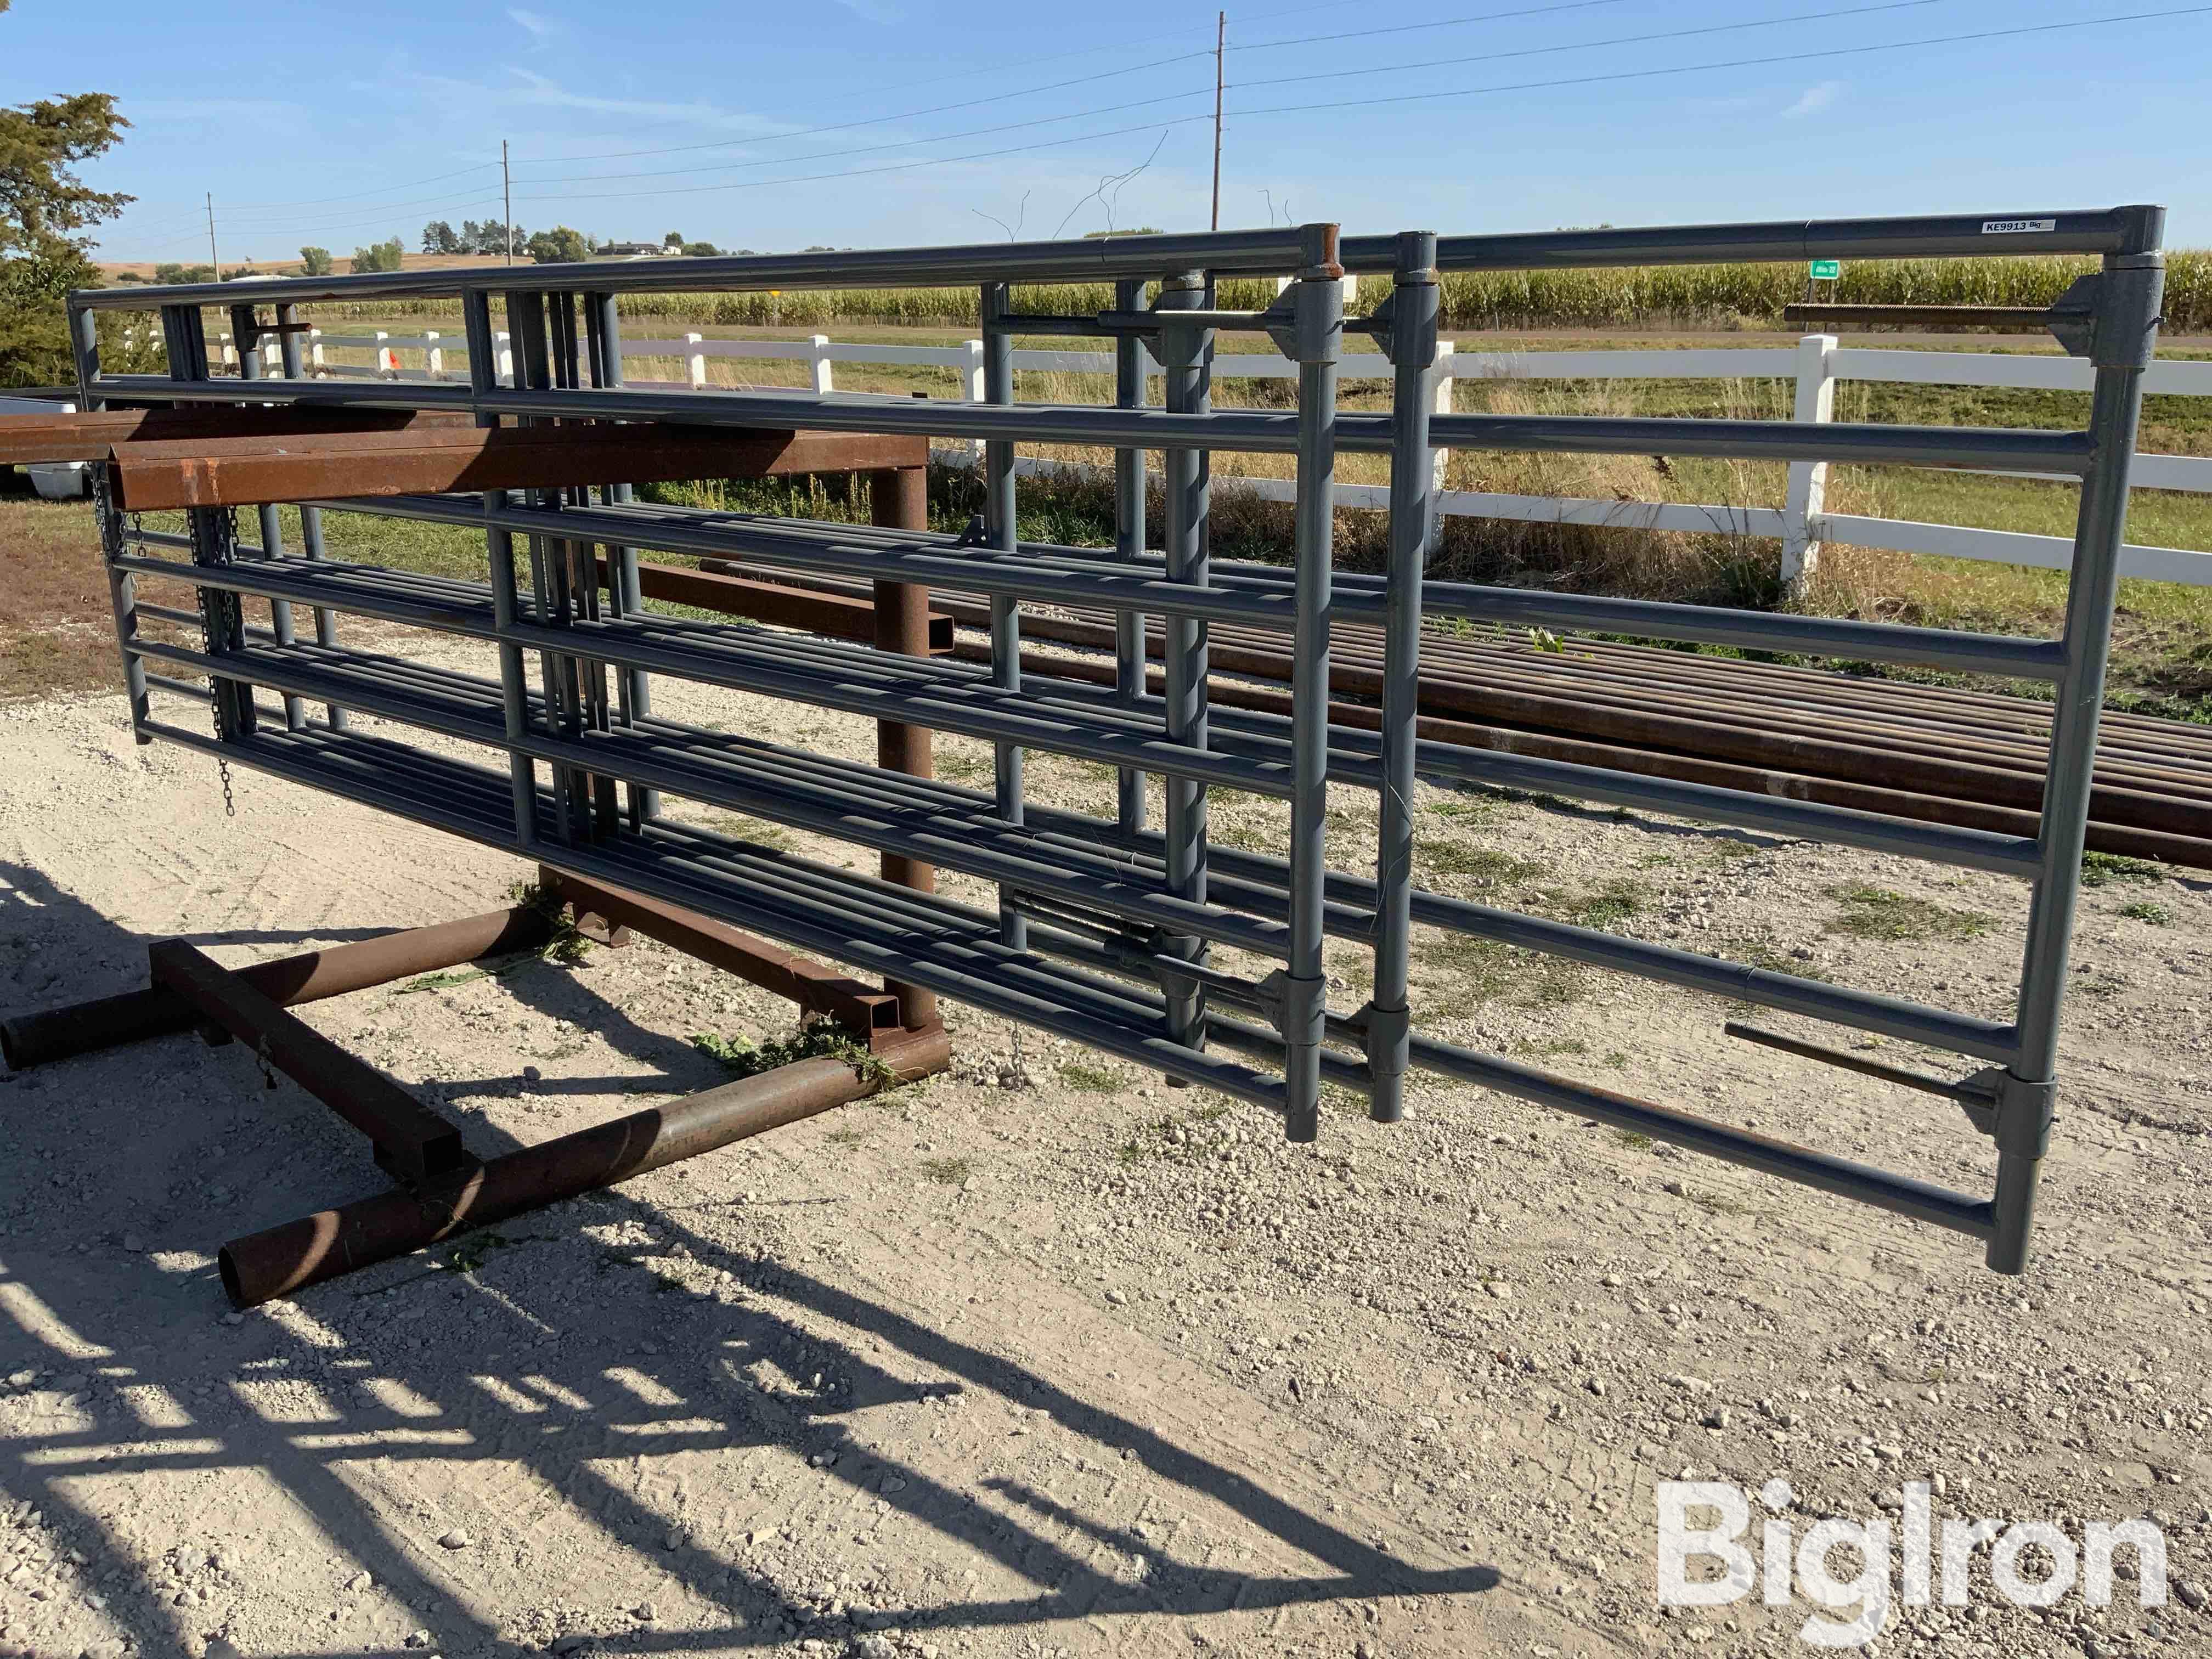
[507,8,558,47]
[1782,80,1845,119]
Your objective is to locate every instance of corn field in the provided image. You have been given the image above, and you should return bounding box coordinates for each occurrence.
[301,252,2212,335]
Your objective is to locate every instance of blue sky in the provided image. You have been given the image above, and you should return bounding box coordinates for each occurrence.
[8,0,2211,264]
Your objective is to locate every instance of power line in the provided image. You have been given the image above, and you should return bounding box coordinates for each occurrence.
[510,1,2212,206]
[1232,0,1638,55]
[1234,0,1953,92]
[506,48,1215,168]
[1229,2,2212,115]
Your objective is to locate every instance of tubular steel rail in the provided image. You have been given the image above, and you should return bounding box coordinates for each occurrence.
[65,207,2169,1274]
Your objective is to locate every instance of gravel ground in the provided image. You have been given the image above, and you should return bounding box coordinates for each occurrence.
[0,644,2207,1659]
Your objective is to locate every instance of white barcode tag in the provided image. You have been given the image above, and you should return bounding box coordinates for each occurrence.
[1981,218,2058,234]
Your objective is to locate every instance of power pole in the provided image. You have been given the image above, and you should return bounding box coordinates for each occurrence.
[1209,11,1224,232]
[502,140,514,261]
[206,193,222,281]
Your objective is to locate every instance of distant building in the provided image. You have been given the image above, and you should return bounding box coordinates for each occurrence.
[595,241,678,258]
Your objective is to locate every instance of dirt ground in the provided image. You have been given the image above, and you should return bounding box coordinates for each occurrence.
[1,635,2209,1659]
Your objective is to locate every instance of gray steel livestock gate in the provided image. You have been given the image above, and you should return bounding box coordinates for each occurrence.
[67,205,2168,1274]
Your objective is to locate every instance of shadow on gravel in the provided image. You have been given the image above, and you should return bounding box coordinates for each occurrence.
[1,859,1508,1659]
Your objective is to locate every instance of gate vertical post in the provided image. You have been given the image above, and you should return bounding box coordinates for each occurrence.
[1283,225,1344,1140]
[70,302,149,743]
[980,281,1026,948]
[1994,244,2165,1274]
[1364,231,1440,1125]
[1113,276,1152,838]
[871,462,939,1030]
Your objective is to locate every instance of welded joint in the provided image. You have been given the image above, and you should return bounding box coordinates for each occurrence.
[2046,256,2166,368]
[1358,999,1410,1082]
[1978,1071,2058,1159]
[1277,972,1328,1048]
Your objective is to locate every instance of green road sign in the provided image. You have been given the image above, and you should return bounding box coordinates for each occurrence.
[1808,259,1841,280]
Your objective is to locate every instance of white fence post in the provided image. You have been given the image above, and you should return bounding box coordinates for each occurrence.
[218,332,236,369]
[807,334,834,394]
[685,331,706,391]
[1431,338,1456,494]
[424,331,443,379]
[309,328,325,373]
[494,330,513,385]
[262,338,281,374]
[1782,332,1838,592]
[371,329,392,379]
[962,337,986,461]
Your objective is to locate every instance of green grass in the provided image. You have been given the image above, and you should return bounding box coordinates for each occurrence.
[1414,933,1588,1007]
[1417,842,1546,884]
[1822,883,1994,943]
[917,1155,974,1184]
[690,1021,896,1087]
[2118,900,2175,926]
[1059,1061,1126,1093]
[2080,851,2167,888]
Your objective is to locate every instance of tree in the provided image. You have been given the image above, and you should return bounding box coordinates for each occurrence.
[461,218,520,257]
[0,83,132,385]
[663,229,683,247]
[1084,227,1162,238]
[153,262,215,284]
[298,245,332,275]
[680,240,719,257]
[524,225,589,264]
[421,219,462,255]
[350,236,404,273]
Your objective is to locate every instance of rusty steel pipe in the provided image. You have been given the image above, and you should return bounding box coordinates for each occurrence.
[149,939,475,1188]
[955,638,2212,871]
[217,1025,950,1307]
[869,464,940,1031]
[0,903,552,1071]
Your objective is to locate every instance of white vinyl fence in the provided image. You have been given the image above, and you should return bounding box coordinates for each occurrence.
[214,325,2212,589]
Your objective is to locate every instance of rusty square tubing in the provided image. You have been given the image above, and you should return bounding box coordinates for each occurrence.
[146,939,475,1188]
[216,1024,950,1308]
[1,904,553,1071]
[534,866,907,1041]
[605,554,953,652]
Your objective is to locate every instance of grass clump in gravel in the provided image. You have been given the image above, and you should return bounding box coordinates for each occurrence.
[2080,851,2166,888]
[1823,883,1993,942]
[918,1156,974,1184]
[1060,1061,1126,1092]
[2118,899,2175,926]
[691,1021,896,1087]
[1418,841,1547,884]
[1415,934,1588,1007]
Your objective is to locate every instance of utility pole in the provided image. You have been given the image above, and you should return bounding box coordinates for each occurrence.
[1209,11,1224,232]
[206,193,222,281]
[502,140,514,261]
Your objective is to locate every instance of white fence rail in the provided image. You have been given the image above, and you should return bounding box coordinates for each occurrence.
[212,325,2212,589]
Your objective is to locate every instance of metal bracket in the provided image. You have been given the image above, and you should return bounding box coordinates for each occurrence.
[1357,999,1411,1079]
[2046,261,2167,368]
[1971,1069,2058,1158]
[1262,295,1301,363]
[951,512,988,549]
[2045,275,2102,360]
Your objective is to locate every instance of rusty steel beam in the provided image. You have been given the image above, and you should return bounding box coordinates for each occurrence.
[106,424,930,510]
[0,903,554,1071]
[867,462,940,1030]
[611,555,953,652]
[0,405,472,465]
[1780,303,2055,331]
[148,939,475,1188]
[216,1024,951,1307]
[534,866,910,1041]
[957,636,2212,871]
